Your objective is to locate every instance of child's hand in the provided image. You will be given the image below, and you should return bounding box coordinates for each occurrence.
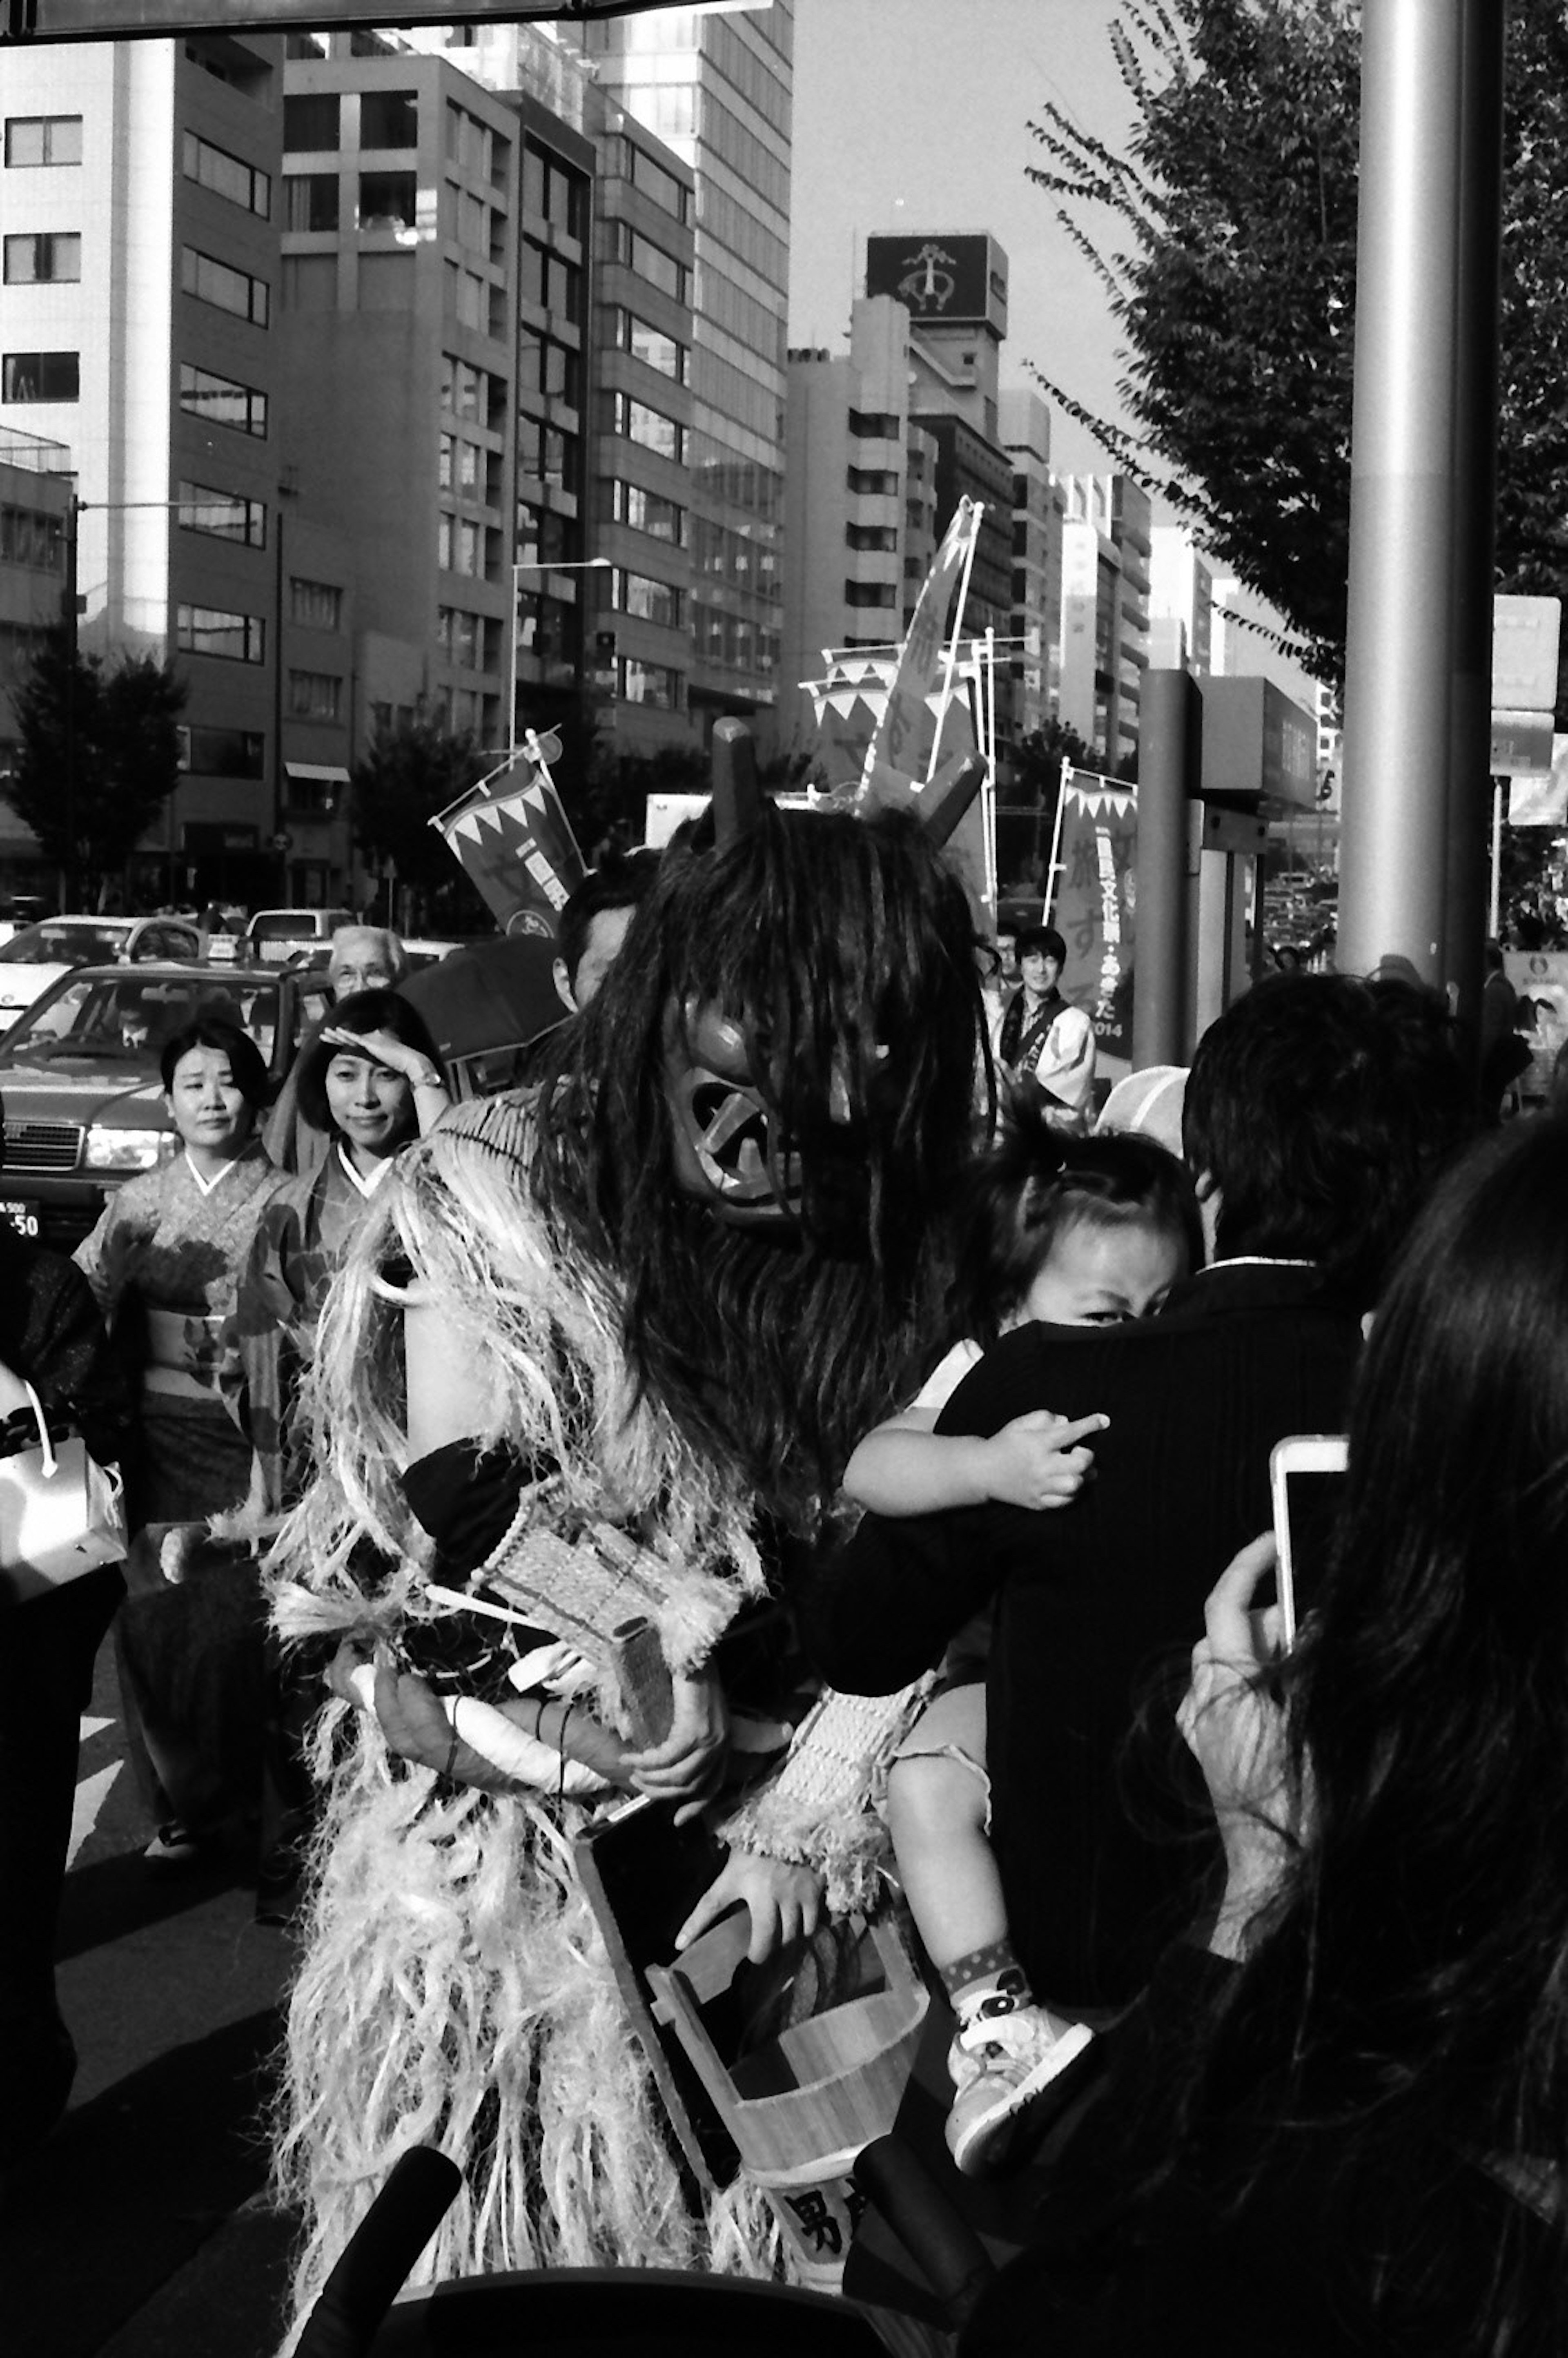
[980,1409,1108,1511]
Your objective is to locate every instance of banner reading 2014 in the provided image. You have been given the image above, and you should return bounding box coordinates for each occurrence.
[1051,772,1136,1060]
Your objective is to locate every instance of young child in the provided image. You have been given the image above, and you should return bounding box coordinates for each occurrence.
[845,1111,1200,2177]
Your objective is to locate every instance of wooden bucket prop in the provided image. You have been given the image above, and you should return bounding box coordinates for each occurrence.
[648,1910,928,2293]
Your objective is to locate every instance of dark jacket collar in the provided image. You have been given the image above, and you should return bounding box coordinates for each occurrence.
[1161,1258,1330,1322]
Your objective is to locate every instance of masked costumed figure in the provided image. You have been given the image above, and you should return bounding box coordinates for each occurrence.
[265,729,990,2336]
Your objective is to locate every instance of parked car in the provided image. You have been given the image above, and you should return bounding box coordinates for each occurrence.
[243,907,356,965]
[0,914,203,1029]
[0,959,332,1248]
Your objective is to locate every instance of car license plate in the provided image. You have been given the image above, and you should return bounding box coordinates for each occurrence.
[0,1198,39,1239]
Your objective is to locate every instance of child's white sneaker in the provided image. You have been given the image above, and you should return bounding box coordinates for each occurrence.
[944,2004,1096,2178]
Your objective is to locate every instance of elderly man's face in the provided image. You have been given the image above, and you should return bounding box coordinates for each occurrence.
[329,934,397,996]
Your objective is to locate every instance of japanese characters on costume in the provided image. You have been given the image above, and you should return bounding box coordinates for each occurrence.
[263,729,990,2333]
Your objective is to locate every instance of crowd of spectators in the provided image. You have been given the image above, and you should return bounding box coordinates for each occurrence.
[8,860,1568,2356]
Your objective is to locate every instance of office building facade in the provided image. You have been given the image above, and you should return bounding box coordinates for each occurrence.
[1057,471,1151,773]
[780,294,938,758]
[569,3,791,734]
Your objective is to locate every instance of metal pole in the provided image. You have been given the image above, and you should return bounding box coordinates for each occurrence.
[1133,670,1200,1069]
[507,564,519,764]
[1338,0,1477,984]
[1442,0,1506,1050]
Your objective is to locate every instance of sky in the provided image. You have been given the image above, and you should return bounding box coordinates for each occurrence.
[787,0,1138,476]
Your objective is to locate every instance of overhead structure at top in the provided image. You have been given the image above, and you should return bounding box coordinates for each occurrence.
[0,0,664,42]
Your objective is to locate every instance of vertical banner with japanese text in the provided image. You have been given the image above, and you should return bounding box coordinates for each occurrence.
[1049,771,1137,1060]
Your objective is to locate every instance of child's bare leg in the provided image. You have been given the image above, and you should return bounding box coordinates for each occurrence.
[886,1685,1007,1970]
[888,1683,1094,2178]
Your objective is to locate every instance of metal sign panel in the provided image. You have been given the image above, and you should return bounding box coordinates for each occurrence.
[1492,594,1561,713]
[865,233,1008,337]
[1489,709,1555,776]
[0,0,658,41]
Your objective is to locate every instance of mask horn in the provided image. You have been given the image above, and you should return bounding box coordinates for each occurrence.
[916,750,988,846]
[710,719,766,847]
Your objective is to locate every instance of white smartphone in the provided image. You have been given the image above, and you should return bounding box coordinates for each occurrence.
[1270,1434,1349,1648]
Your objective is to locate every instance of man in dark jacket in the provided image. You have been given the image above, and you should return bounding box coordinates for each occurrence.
[806,975,1472,2080]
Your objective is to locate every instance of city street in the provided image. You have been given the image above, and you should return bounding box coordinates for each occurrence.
[6,1646,300,2358]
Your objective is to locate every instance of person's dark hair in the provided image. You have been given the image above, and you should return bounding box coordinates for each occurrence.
[294,988,444,1137]
[1179,1119,1568,2347]
[158,1014,270,1109]
[556,850,661,990]
[1182,972,1474,1308]
[951,1092,1201,1344]
[532,800,989,1530]
[1016,923,1067,967]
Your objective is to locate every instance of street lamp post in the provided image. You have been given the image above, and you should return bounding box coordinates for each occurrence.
[507,557,612,763]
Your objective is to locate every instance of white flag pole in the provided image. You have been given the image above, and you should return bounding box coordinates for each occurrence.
[925,503,984,785]
[1042,758,1072,927]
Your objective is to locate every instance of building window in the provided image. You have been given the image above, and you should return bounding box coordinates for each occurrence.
[284,173,339,231]
[181,247,270,328]
[846,466,898,496]
[4,116,82,168]
[358,172,416,232]
[612,391,684,464]
[521,146,584,238]
[0,504,65,570]
[445,104,493,183]
[283,92,340,152]
[617,311,686,384]
[360,89,417,148]
[178,480,266,546]
[176,604,265,663]
[518,328,579,406]
[437,604,498,671]
[3,233,80,284]
[1,351,78,402]
[186,726,264,779]
[289,576,342,630]
[519,239,580,321]
[619,658,681,711]
[182,130,270,216]
[846,524,898,553]
[612,481,684,545]
[612,223,686,303]
[848,410,901,440]
[178,362,267,438]
[441,354,503,430]
[287,669,342,720]
[625,141,690,224]
[613,570,682,630]
[844,580,898,609]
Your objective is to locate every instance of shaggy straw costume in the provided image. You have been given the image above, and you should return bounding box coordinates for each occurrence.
[266,784,989,2338]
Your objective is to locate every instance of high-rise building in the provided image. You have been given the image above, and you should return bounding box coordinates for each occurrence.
[1149,523,1214,675]
[999,387,1062,740]
[1057,472,1151,771]
[0,427,72,891]
[864,230,1016,742]
[327,21,703,767]
[780,295,938,757]
[0,32,365,909]
[566,4,791,735]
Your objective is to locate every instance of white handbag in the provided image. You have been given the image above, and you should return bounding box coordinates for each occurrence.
[0,1379,127,1605]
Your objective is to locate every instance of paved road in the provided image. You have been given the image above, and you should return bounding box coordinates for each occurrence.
[5,1643,301,2358]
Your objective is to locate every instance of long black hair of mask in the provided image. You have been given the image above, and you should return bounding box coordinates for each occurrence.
[530,800,993,1532]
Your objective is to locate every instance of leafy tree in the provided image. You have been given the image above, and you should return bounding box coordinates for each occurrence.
[7,626,186,904]
[350,710,488,911]
[1027,0,1568,687]
[996,718,1097,894]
